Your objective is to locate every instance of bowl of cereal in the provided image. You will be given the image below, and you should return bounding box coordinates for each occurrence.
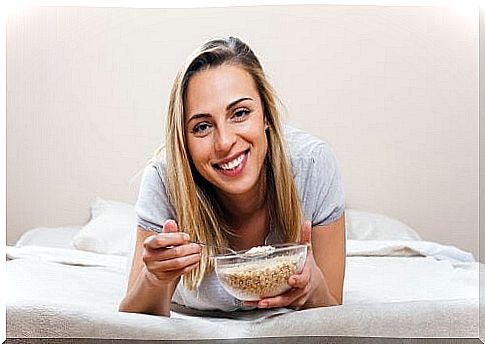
[214,243,308,301]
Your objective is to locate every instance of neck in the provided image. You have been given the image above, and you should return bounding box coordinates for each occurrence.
[216,169,267,220]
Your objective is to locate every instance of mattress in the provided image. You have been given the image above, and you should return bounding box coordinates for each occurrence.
[6,233,479,340]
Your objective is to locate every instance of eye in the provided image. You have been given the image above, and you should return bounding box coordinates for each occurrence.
[233,108,250,121]
[192,122,212,136]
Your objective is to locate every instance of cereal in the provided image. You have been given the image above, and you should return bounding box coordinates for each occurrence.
[243,245,276,257]
[216,253,305,301]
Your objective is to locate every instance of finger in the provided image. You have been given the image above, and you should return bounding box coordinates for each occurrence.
[288,256,312,287]
[163,219,179,233]
[288,266,311,289]
[144,232,190,250]
[144,242,202,262]
[242,301,259,307]
[257,287,306,308]
[300,220,312,252]
[289,293,308,310]
[153,252,201,272]
[181,260,200,274]
[150,260,200,283]
[150,269,183,283]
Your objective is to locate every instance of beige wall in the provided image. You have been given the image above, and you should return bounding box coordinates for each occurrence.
[7,5,479,258]
[480,7,485,263]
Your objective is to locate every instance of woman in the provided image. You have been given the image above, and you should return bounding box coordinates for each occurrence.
[119,37,346,316]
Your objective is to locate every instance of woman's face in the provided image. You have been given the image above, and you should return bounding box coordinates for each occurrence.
[184,64,268,198]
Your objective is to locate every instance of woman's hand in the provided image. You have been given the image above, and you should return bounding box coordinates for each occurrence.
[244,220,330,310]
[142,219,202,286]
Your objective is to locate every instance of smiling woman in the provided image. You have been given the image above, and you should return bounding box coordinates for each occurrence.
[118,37,346,316]
[185,65,269,200]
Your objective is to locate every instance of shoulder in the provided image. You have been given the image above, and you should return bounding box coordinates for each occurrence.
[142,158,168,184]
[283,125,345,226]
[137,157,171,199]
[136,156,175,231]
[283,125,336,168]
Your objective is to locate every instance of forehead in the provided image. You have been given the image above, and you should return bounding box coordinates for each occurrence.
[184,64,260,114]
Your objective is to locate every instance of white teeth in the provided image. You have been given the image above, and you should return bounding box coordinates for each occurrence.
[219,153,245,170]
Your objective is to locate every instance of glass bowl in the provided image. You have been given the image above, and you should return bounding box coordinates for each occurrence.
[214,243,307,301]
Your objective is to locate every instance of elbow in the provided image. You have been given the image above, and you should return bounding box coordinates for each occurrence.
[333,294,343,306]
[324,299,342,307]
[334,293,343,306]
[118,298,171,317]
[118,299,132,313]
[118,296,137,313]
[323,300,342,308]
[323,292,343,307]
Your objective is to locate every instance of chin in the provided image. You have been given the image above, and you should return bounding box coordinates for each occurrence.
[216,178,258,196]
[217,185,251,196]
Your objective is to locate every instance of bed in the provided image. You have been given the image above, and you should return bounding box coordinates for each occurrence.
[6,198,480,342]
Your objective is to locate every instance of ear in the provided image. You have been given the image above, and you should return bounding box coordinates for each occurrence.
[264,118,270,131]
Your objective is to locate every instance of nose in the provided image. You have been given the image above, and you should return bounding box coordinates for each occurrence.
[214,124,236,154]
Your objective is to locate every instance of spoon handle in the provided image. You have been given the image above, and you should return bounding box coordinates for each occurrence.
[190,241,239,255]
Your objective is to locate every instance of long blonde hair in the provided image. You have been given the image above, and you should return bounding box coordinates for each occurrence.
[152,37,302,289]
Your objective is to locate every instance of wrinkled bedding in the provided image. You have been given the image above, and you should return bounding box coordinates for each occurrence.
[6,240,479,339]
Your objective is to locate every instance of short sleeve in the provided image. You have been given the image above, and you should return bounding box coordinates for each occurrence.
[135,161,175,233]
[308,143,345,226]
[292,140,345,227]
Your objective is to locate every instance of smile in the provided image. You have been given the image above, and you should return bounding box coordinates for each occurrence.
[213,150,250,176]
[218,153,245,170]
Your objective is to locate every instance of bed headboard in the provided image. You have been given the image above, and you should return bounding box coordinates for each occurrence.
[7,5,478,258]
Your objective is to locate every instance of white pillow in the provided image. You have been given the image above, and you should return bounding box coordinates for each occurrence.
[345,209,422,241]
[15,225,82,249]
[72,197,137,256]
[71,199,420,254]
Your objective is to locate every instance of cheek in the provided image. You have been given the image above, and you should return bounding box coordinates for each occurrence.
[187,139,211,168]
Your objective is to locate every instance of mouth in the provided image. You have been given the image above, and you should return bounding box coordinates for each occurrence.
[213,149,250,176]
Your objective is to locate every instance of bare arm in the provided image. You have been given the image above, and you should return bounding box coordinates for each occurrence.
[308,213,346,305]
[245,213,346,309]
[118,226,176,316]
[118,222,201,316]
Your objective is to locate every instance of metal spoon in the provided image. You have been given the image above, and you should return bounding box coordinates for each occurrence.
[190,241,240,255]
[157,224,239,255]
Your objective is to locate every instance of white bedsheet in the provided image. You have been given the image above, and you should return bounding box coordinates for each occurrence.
[6,241,479,339]
[7,238,476,265]
[7,245,126,270]
[347,239,476,262]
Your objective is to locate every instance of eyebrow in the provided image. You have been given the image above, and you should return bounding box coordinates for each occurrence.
[186,97,254,124]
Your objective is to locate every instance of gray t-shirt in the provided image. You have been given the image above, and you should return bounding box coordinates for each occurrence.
[135,125,345,311]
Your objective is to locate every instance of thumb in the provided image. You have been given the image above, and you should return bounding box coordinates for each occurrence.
[300,220,312,250]
[162,219,179,233]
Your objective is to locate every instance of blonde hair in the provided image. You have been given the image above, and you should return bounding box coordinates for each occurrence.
[152,37,303,289]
